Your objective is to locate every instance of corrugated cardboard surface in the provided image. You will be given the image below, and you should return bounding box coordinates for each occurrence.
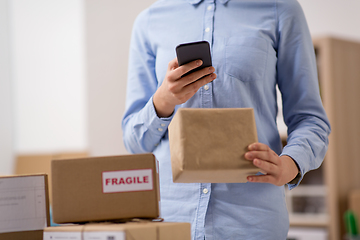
[168,108,259,183]
[0,174,50,240]
[151,222,191,240]
[44,222,191,240]
[0,230,43,240]
[43,225,83,240]
[84,223,157,240]
[44,225,84,232]
[15,152,88,204]
[51,154,160,224]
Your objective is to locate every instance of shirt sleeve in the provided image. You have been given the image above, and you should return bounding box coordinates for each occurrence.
[275,0,331,189]
[122,9,173,154]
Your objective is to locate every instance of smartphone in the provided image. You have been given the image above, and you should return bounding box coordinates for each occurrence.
[176,41,212,77]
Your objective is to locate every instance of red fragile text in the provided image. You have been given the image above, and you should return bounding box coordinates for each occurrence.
[105,176,149,185]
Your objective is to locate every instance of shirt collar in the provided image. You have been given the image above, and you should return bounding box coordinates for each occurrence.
[187,0,230,5]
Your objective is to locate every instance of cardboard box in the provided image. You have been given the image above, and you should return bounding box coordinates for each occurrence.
[15,152,88,204]
[43,221,191,240]
[43,225,83,240]
[51,153,160,224]
[168,108,260,183]
[0,174,50,240]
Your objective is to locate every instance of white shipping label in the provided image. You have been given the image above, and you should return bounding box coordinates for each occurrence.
[102,169,153,193]
[43,231,82,240]
[83,231,125,240]
[0,176,47,233]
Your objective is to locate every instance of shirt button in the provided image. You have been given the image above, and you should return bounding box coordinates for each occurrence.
[203,85,209,91]
[207,6,212,11]
[160,123,166,127]
[203,188,209,194]
[157,128,163,132]
[205,27,210,33]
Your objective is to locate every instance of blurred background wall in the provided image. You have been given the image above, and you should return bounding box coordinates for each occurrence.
[1,0,360,175]
[0,0,13,174]
[86,0,155,157]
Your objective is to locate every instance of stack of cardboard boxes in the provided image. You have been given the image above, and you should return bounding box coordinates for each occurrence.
[45,153,191,240]
[1,154,191,240]
[44,222,191,240]
[2,108,259,240]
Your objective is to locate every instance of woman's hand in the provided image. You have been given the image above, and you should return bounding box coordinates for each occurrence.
[153,58,216,118]
[245,142,299,186]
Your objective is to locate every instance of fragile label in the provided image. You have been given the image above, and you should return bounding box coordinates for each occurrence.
[102,169,153,193]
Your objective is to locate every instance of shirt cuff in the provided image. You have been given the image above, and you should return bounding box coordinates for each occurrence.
[280,146,309,190]
[144,96,174,136]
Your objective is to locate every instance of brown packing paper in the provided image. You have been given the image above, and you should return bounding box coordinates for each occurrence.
[51,153,160,224]
[168,108,260,183]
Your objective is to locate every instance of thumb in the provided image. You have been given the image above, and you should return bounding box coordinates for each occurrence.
[168,57,179,71]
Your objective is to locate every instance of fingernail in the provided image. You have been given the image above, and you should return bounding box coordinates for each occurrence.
[197,60,202,66]
[211,73,216,79]
[208,67,214,72]
[247,177,253,182]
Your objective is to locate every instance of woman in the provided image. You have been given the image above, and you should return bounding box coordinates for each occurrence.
[122,0,330,239]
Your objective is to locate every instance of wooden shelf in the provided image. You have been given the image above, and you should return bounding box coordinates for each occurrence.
[289,214,329,228]
[283,36,360,240]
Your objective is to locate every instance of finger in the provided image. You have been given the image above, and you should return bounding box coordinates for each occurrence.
[245,150,276,162]
[252,158,277,175]
[174,60,203,78]
[247,174,277,185]
[248,142,270,151]
[168,71,216,97]
[181,73,216,95]
[183,67,215,86]
[169,73,216,103]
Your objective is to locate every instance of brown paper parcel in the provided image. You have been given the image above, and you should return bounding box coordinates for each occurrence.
[168,108,260,183]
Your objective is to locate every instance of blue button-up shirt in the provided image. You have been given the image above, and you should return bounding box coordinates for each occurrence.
[122,0,331,239]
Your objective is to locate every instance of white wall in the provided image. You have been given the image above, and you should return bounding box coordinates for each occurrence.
[86,0,156,157]
[0,0,14,174]
[299,0,360,42]
[10,0,86,155]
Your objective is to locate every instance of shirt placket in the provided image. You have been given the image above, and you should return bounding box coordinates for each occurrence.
[195,185,212,240]
[195,2,215,240]
[200,0,215,109]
